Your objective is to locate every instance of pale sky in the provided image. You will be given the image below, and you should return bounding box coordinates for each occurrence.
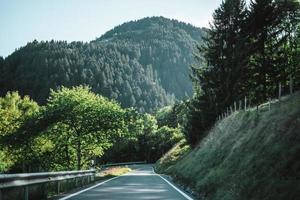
[0,0,225,58]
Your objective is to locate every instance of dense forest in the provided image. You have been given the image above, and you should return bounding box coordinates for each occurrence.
[0,17,204,113]
[182,0,300,146]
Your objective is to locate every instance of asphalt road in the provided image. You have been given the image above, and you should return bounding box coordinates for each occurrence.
[60,165,193,200]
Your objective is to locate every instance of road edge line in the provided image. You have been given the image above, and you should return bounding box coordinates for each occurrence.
[58,176,120,200]
[154,170,194,200]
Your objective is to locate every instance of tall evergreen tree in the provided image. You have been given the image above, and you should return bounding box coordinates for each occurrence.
[185,0,248,146]
[247,0,300,102]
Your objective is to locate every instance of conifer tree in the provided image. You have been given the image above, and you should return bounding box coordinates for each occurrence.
[186,0,248,146]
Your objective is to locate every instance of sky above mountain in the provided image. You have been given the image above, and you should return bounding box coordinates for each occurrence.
[1,0,226,57]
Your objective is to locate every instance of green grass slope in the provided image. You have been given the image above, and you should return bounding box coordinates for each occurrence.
[156,92,300,200]
[156,139,191,173]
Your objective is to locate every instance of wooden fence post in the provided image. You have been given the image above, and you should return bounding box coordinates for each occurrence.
[289,76,293,95]
[234,101,237,112]
[249,99,251,110]
[244,96,247,111]
[279,82,282,100]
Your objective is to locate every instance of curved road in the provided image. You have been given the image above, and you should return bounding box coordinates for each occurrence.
[60,165,193,200]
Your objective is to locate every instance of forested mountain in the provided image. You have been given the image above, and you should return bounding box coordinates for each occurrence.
[0,17,204,112]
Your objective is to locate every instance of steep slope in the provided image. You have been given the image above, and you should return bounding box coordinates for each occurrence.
[0,17,204,112]
[156,92,300,200]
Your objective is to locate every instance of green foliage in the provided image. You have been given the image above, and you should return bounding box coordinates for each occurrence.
[41,86,127,170]
[156,106,173,127]
[1,86,128,171]
[0,91,39,136]
[0,17,204,113]
[100,112,184,164]
[246,0,300,102]
[156,139,190,173]
[156,101,188,130]
[0,91,39,172]
[1,86,181,172]
[154,126,184,156]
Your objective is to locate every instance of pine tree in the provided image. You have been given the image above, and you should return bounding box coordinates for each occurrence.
[186,0,248,146]
[247,0,300,102]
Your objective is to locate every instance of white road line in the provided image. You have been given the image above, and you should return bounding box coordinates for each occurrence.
[59,176,120,200]
[153,168,194,200]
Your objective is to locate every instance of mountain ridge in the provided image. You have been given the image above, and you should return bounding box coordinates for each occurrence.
[0,16,204,112]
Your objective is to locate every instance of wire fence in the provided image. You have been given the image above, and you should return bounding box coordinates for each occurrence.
[217,79,296,121]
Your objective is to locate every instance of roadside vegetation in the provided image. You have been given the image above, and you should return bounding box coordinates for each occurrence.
[155,139,190,173]
[97,166,131,179]
[156,92,300,200]
[0,86,183,173]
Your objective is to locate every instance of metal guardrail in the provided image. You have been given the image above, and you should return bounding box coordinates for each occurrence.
[100,161,147,168]
[0,162,146,199]
[0,169,96,200]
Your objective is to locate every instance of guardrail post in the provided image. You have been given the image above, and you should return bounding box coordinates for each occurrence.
[57,181,60,194]
[76,177,78,187]
[24,186,29,200]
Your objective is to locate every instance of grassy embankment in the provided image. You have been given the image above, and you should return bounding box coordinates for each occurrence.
[156,92,300,200]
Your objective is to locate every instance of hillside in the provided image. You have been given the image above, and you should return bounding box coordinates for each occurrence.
[156,92,300,200]
[0,17,204,112]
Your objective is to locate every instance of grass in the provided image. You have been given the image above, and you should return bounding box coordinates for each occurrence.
[156,92,300,200]
[95,166,131,181]
[156,139,191,173]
